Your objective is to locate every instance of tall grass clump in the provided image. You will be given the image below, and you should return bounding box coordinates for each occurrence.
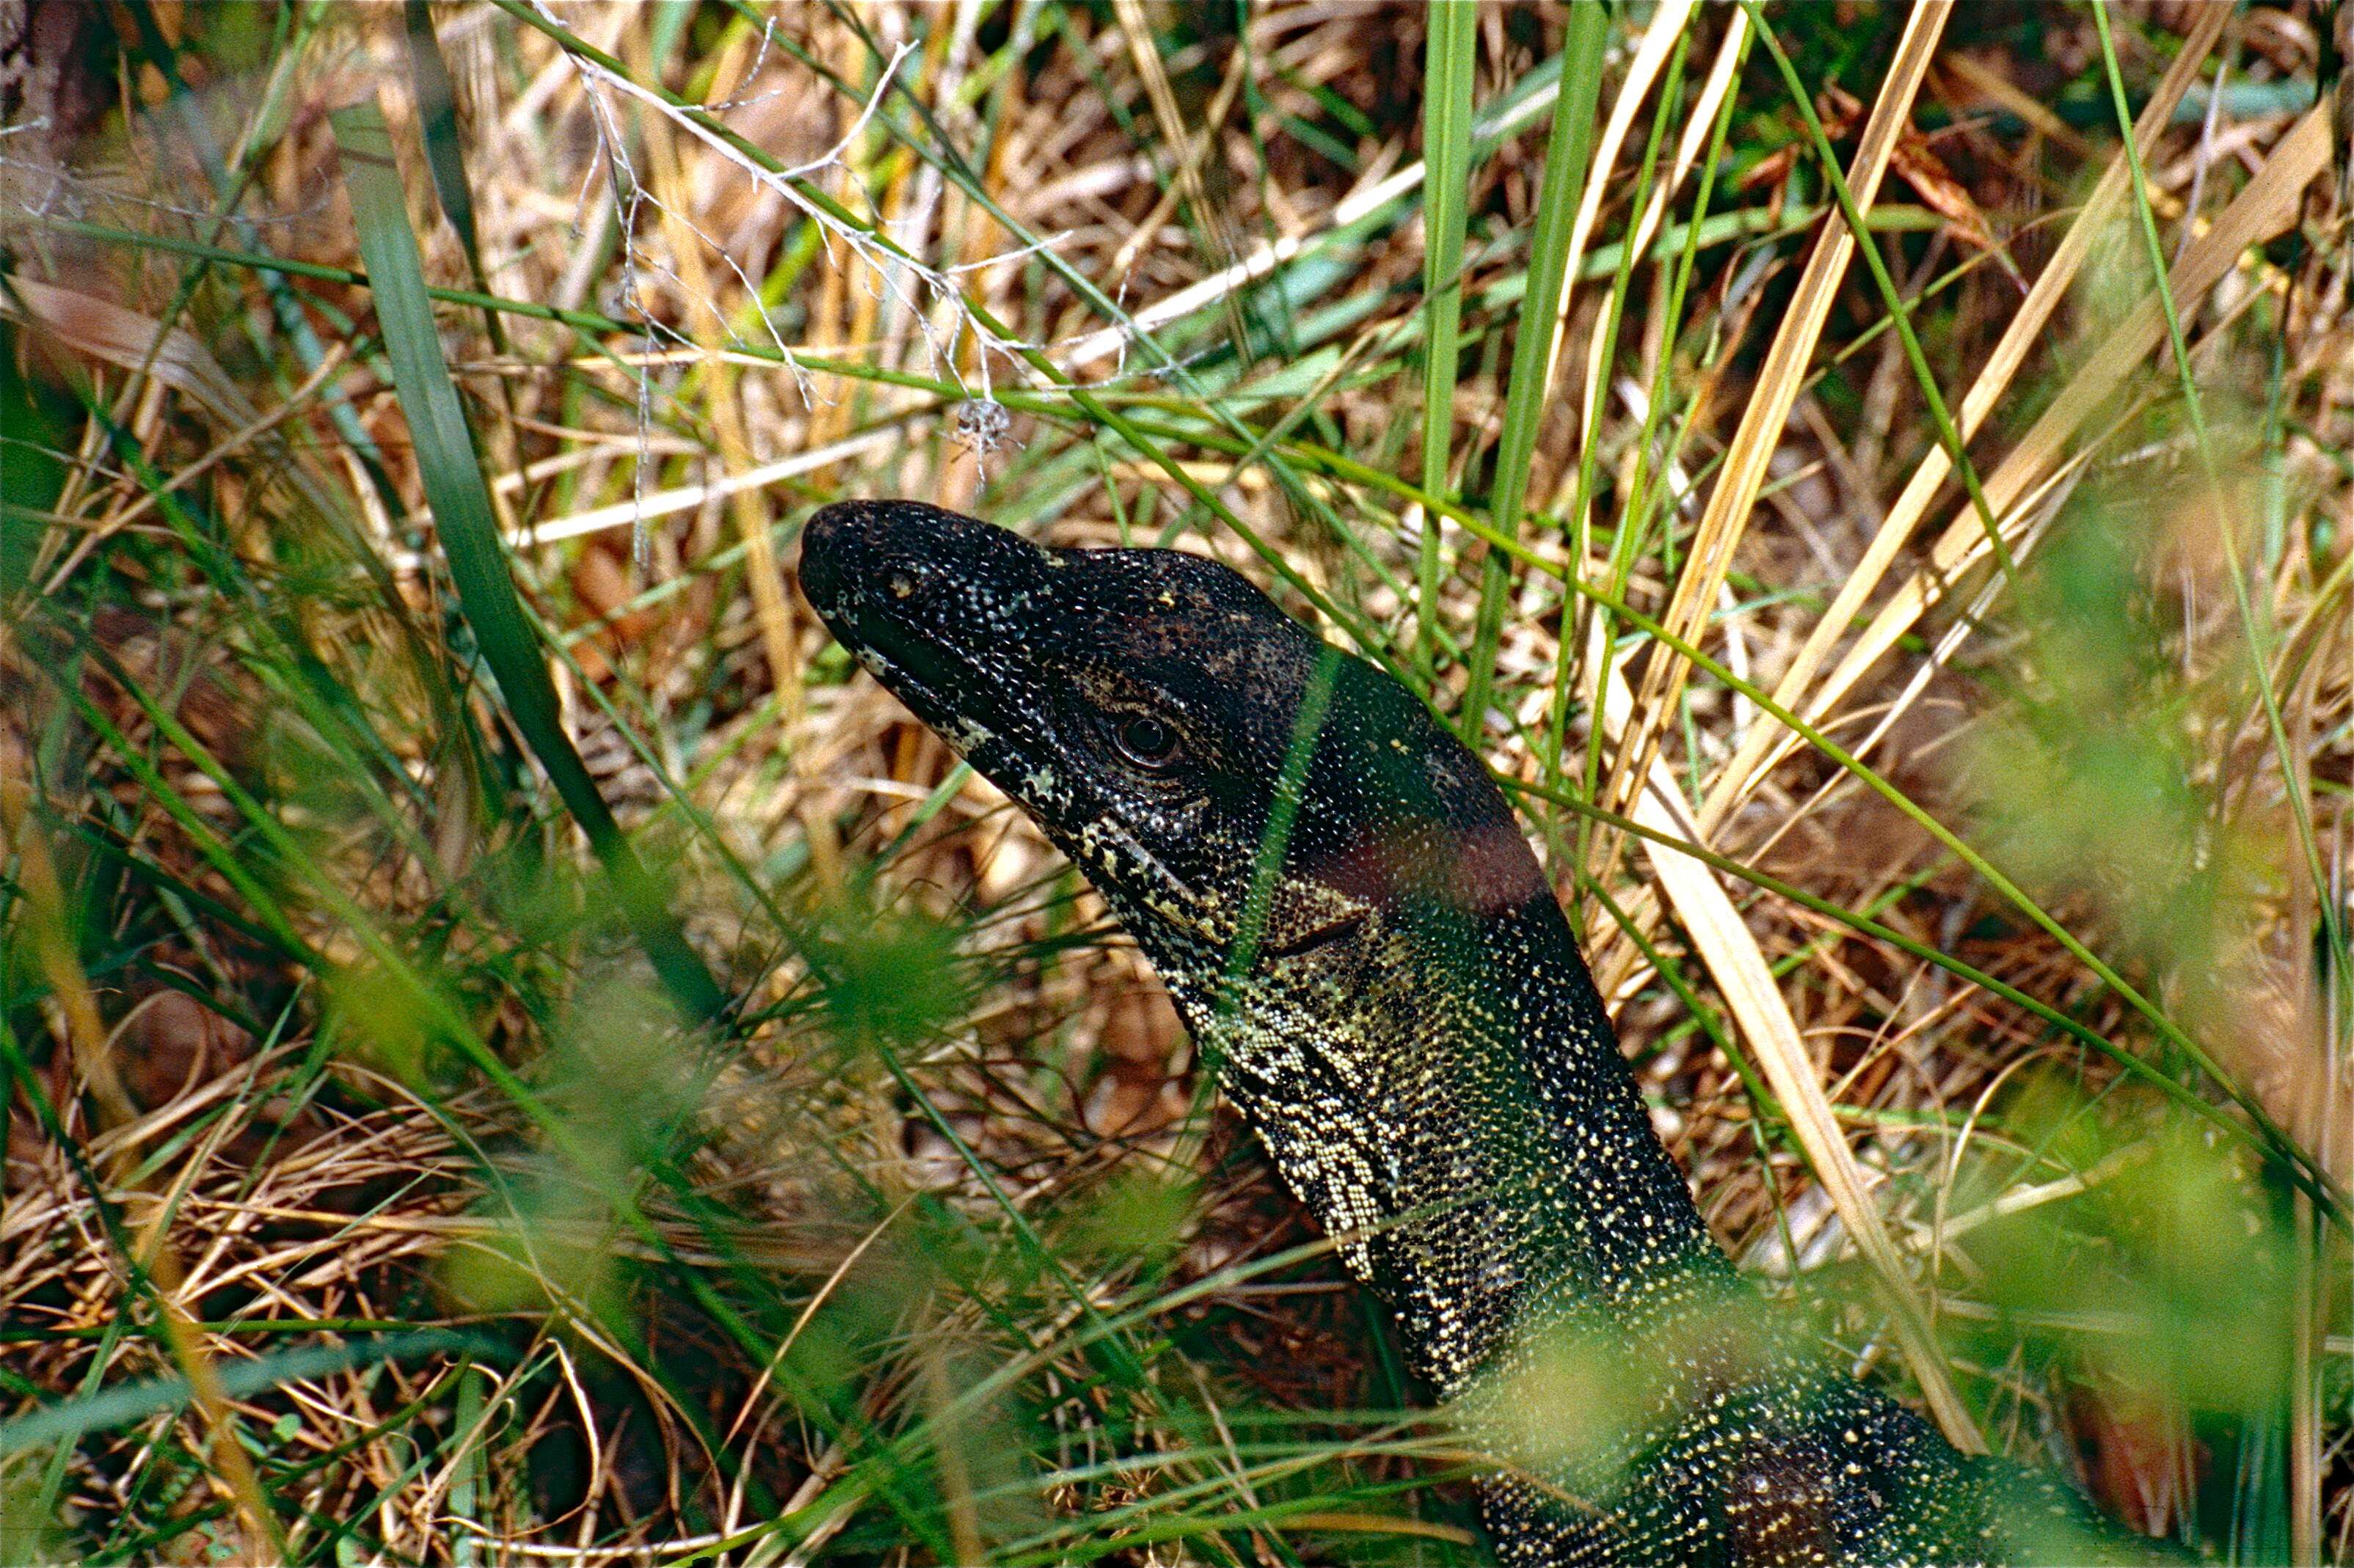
[2,4,2346,1564]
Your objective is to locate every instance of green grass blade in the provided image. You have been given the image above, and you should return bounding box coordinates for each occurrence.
[329,101,726,1025]
[1462,1,1611,743]
[403,0,509,357]
[1417,1,1478,679]
[1743,1,2012,584]
[0,1331,492,1454]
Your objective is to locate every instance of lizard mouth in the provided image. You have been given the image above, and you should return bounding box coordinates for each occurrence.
[823,602,966,729]
[797,499,1042,738]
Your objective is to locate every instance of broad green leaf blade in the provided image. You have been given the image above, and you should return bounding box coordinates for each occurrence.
[329,100,726,1024]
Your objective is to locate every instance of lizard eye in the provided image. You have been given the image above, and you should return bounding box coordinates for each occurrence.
[1111,712,1181,770]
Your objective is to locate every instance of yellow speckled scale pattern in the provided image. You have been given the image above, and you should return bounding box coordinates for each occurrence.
[798,500,2182,1567]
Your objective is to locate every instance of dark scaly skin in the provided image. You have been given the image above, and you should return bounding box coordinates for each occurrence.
[797,500,2184,1567]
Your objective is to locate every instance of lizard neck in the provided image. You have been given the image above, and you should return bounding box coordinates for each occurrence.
[1159,882,1732,1396]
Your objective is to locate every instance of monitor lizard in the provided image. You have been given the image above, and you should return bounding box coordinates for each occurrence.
[796,497,2184,1567]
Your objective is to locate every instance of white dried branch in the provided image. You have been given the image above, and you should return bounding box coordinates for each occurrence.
[533,9,1032,406]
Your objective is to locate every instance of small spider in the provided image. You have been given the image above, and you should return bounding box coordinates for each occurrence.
[952,398,1014,467]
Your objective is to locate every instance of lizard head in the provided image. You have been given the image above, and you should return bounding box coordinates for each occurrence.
[801,502,1659,1377]
[798,500,1553,999]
